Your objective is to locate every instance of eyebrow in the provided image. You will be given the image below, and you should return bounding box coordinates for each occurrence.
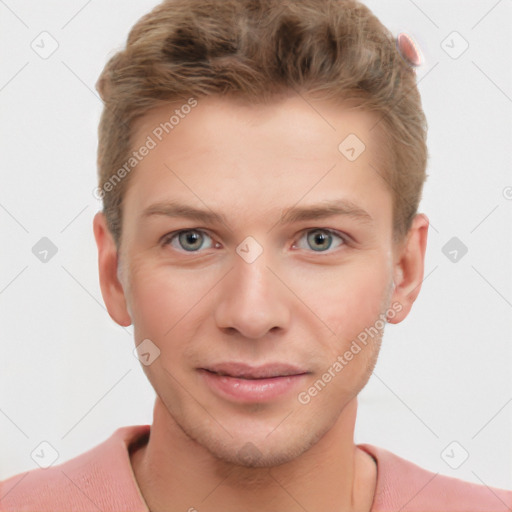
[140,199,373,225]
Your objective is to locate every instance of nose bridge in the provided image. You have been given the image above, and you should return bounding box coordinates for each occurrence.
[214,247,290,339]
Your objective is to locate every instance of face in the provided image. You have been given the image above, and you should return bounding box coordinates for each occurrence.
[109,94,403,467]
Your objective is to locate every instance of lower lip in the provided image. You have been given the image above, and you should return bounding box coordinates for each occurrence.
[199,369,307,403]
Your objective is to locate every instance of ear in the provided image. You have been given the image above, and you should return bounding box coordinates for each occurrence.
[93,211,132,326]
[388,213,429,324]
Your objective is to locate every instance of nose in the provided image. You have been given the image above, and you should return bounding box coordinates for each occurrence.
[214,251,291,340]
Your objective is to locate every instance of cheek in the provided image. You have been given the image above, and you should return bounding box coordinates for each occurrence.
[131,266,186,340]
[127,263,203,340]
[304,253,392,343]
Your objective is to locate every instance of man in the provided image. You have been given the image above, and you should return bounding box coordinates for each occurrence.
[1,0,510,510]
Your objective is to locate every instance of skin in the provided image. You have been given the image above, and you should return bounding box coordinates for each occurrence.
[93,92,428,512]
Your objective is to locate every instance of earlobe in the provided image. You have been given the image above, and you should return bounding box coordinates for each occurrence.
[388,213,429,324]
[93,212,132,327]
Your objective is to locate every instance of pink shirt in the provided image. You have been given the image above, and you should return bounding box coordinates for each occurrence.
[1,425,510,511]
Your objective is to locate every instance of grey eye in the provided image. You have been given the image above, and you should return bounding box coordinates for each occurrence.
[165,230,214,252]
[295,229,344,252]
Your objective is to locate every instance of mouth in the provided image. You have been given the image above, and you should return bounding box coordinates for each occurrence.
[201,362,309,379]
[198,362,309,403]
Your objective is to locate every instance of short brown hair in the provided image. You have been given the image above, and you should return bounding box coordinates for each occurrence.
[95,0,428,249]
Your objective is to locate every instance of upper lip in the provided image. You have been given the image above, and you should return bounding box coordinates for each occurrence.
[201,362,308,379]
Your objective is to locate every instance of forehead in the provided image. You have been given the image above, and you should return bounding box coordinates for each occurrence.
[132,93,387,162]
[124,94,392,229]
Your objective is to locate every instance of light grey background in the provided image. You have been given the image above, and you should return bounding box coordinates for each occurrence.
[1,0,511,492]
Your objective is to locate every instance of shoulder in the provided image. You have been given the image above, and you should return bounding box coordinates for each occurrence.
[358,443,512,512]
[0,425,150,512]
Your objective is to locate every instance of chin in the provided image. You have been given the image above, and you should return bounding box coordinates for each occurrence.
[191,419,332,469]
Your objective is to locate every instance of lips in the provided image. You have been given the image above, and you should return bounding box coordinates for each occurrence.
[198,362,309,403]
[202,362,308,379]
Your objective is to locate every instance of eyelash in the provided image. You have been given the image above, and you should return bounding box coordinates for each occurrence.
[160,228,349,254]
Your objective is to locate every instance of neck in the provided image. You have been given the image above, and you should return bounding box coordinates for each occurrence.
[131,397,376,512]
